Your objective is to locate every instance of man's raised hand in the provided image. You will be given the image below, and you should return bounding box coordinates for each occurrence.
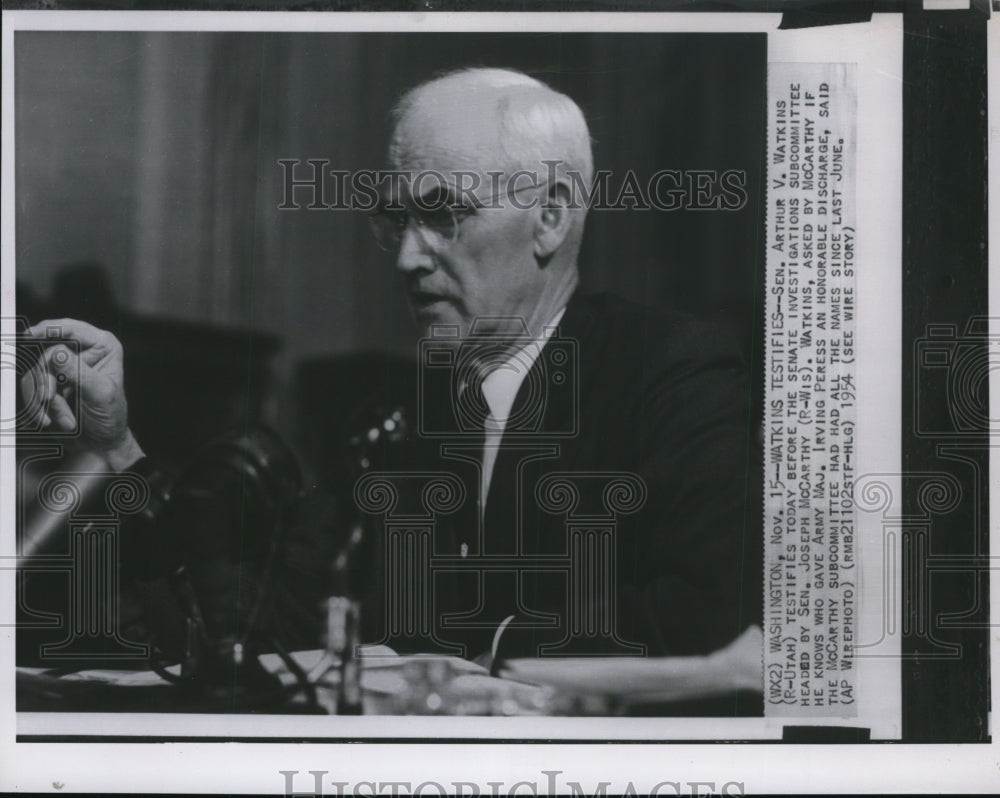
[19,318,144,471]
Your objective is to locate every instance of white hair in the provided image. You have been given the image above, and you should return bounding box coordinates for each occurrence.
[390,67,594,187]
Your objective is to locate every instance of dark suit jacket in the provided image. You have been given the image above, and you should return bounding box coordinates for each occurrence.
[237,291,762,663]
[393,290,763,660]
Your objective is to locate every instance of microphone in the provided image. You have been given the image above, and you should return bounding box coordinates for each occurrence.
[131,425,304,697]
[324,405,409,714]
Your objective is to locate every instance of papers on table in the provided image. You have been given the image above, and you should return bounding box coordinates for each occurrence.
[499,625,763,704]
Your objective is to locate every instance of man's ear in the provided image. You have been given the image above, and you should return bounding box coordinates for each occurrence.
[533,179,575,260]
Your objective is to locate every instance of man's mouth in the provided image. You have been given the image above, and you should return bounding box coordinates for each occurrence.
[409,290,449,308]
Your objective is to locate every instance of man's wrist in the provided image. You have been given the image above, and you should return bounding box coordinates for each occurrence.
[103,429,145,472]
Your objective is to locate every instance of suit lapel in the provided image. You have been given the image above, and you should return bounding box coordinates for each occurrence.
[483,292,600,551]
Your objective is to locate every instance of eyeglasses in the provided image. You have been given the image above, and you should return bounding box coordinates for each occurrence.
[368,181,544,253]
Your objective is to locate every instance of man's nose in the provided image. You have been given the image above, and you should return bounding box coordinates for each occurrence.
[394,223,435,275]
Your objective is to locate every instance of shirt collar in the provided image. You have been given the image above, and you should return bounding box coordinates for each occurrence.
[481,306,566,427]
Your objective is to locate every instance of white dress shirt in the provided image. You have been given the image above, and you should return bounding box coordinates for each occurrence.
[471,308,566,661]
[478,307,566,508]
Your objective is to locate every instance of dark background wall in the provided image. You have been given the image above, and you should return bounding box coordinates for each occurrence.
[16,31,766,471]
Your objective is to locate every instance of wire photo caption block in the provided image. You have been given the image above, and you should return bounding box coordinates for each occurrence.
[764,62,858,718]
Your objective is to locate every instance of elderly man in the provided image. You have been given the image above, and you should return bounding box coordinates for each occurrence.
[22,67,760,667]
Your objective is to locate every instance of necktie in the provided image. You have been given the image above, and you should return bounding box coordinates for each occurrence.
[458,371,490,527]
[458,371,491,439]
